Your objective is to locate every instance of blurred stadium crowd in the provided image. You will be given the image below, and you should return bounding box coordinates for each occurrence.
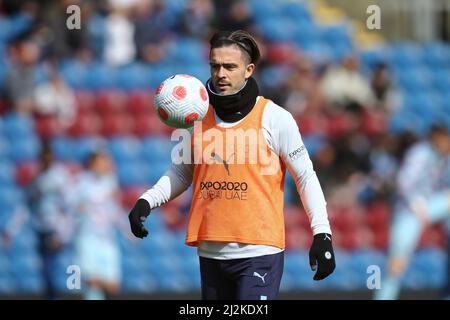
[0,0,449,298]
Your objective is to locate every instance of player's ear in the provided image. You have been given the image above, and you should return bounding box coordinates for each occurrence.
[245,63,255,79]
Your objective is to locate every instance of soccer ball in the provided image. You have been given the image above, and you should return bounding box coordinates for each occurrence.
[154,74,209,128]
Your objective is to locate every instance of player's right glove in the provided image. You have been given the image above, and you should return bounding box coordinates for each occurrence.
[128,199,151,239]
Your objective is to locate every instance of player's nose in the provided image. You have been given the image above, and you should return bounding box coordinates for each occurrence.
[217,66,227,78]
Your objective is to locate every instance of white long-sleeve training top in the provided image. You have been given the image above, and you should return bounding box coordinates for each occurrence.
[140,97,331,259]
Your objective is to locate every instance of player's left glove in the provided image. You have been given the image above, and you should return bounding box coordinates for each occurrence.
[128,199,151,239]
[309,233,336,280]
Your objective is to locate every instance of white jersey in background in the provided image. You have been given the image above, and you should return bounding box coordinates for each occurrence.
[70,171,125,283]
[70,172,123,242]
[31,163,74,244]
[396,141,449,207]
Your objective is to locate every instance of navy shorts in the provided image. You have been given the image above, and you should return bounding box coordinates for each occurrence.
[199,251,284,300]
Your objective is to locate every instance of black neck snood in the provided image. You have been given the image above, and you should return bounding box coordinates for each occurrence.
[206,77,259,122]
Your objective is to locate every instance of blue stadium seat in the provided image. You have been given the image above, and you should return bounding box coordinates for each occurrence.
[324,250,360,290]
[422,42,449,67]
[148,65,175,89]
[155,271,191,292]
[85,63,118,90]
[280,1,312,22]
[280,272,296,291]
[296,272,323,291]
[11,254,42,278]
[9,14,33,41]
[173,230,190,248]
[411,248,446,288]
[9,227,38,253]
[0,251,10,272]
[34,63,50,85]
[182,64,211,83]
[166,38,206,65]
[108,136,142,163]
[8,135,41,162]
[150,251,183,273]
[403,92,440,117]
[326,267,359,290]
[360,47,392,71]
[302,135,325,158]
[347,249,386,289]
[86,15,106,59]
[402,265,428,290]
[391,44,423,68]
[122,254,144,275]
[0,187,24,212]
[284,250,317,289]
[320,25,353,50]
[0,275,17,294]
[249,0,281,22]
[16,274,44,293]
[55,247,75,269]
[0,13,32,42]
[51,136,75,160]
[164,0,188,16]
[54,273,73,293]
[118,233,137,254]
[71,136,107,162]
[0,58,6,89]
[143,208,166,231]
[151,232,178,253]
[284,173,298,205]
[292,20,320,49]
[394,68,430,92]
[0,159,15,186]
[388,110,430,135]
[260,65,292,90]
[326,42,353,63]
[141,136,175,164]
[0,16,12,42]
[116,62,153,91]
[122,273,158,293]
[301,42,334,64]
[116,160,151,186]
[60,59,89,89]
[431,69,450,94]
[0,136,11,161]
[259,19,298,42]
[141,242,166,260]
[2,113,35,140]
[169,251,201,289]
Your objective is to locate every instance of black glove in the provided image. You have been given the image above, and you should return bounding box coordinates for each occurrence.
[309,233,336,280]
[128,199,151,239]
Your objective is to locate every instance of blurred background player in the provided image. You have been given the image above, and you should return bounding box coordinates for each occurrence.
[374,125,450,300]
[70,151,128,300]
[27,143,74,299]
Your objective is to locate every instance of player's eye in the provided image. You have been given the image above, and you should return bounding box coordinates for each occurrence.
[224,64,236,70]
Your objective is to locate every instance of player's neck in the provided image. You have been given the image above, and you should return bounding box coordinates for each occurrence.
[207,77,259,122]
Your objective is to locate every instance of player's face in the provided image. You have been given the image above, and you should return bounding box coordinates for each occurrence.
[210,45,254,95]
[433,133,450,155]
[91,154,113,175]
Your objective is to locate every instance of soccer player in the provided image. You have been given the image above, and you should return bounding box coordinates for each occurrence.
[28,144,74,300]
[374,125,450,300]
[128,30,335,300]
[70,151,127,300]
